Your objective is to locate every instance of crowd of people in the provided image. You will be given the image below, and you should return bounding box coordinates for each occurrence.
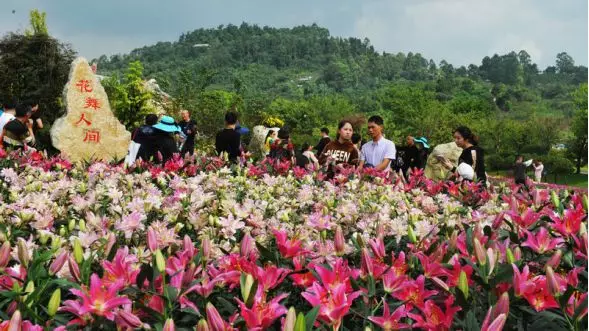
[0,99,43,150]
[0,98,549,188]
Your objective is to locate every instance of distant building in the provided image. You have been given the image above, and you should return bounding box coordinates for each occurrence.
[193,44,210,48]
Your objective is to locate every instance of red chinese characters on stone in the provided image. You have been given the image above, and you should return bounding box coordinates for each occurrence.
[75,79,93,93]
[75,113,92,126]
[83,130,100,143]
[84,97,100,110]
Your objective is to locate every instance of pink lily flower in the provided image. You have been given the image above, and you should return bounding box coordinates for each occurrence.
[382,269,407,294]
[416,252,450,279]
[368,303,410,331]
[551,205,585,236]
[102,247,140,287]
[566,292,588,319]
[301,283,362,331]
[392,275,438,310]
[368,235,386,261]
[61,273,131,321]
[522,276,561,312]
[407,296,461,330]
[236,285,288,330]
[511,264,535,297]
[273,230,305,258]
[521,228,564,254]
[506,208,540,229]
[254,264,290,291]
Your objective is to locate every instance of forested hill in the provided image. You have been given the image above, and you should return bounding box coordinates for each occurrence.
[94,23,588,171]
[95,23,586,108]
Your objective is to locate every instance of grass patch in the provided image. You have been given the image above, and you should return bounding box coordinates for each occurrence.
[490,169,588,188]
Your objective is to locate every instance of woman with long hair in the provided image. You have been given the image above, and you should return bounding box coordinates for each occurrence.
[439,126,487,184]
[318,120,359,166]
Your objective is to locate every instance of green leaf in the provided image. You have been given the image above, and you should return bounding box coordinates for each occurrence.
[305,305,320,331]
[464,310,480,331]
[367,275,376,297]
[255,241,276,263]
[573,296,588,321]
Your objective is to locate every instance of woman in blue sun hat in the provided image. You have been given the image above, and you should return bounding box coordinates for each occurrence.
[150,115,181,163]
[413,136,430,169]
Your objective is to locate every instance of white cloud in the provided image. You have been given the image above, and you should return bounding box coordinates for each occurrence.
[354,0,587,67]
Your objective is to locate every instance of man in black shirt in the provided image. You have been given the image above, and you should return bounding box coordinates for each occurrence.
[215,111,241,163]
[514,155,527,186]
[314,127,331,156]
[178,110,197,156]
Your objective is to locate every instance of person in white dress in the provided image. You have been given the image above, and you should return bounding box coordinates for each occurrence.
[532,160,544,183]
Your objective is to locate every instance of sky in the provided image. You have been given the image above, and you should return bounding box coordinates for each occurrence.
[1,0,587,69]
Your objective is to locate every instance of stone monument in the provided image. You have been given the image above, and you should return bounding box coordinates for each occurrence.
[424,141,463,181]
[249,125,281,158]
[51,57,131,162]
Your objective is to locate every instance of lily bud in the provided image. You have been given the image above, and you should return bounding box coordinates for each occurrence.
[493,292,510,319]
[68,219,76,232]
[104,233,116,258]
[449,230,459,250]
[201,236,211,262]
[0,241,11,268]
[487,248,497,275]
[147,227,157,252]
[582,194,588,212]
[196,319,210,331]
[361,248,374,277]
[334,226,345,256]
[407,225,417,244]
[39,232,49,245]
[206,303,226,331]
[8,310,21,331]
[294,312,306,331]
[17,238,29,268]
[513,247,522,261]
[59,226,66,237]
[505,247,515,264]
[50,250,68,275]
[47,288,61,317]
[546,250,562,269]
[51,236,62,250]
[458,270,469,299]
[73,238,84,264]
[473,238,486,266]
[78,219,86,232]
[240,232,254,258]
[283,307,296,331]
[117,310,143,329]
[154,249,166,274]
[546,266,562,297]
[163,318,175,331]
[68,255,81,282]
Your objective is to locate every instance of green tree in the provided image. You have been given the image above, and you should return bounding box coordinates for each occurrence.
[102,61,156,129]
[556,52,575,74]
[0,10,76,152]
[568,84,588,173]
[24,9,48,36]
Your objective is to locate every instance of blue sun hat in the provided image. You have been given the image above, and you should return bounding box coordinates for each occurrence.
[153,115,180,133]
[414,137,430,149]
